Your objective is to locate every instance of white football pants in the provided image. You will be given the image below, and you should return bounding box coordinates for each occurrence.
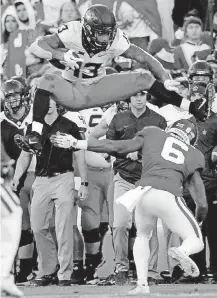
[133,187,204,286]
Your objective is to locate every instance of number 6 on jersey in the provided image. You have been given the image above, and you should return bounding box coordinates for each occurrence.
[161,137,189,164]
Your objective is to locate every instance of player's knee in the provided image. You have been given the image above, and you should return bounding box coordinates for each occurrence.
[99,222,109,238]
[81,212,100,231]
[19,229,33,247]
[82,228,100,243]
[37,74,57,93]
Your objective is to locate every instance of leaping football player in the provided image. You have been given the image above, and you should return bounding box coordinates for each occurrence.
[15,4,207,154]
[50,119,208,295]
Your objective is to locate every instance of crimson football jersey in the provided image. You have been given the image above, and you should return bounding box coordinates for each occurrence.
[137,126,205,196]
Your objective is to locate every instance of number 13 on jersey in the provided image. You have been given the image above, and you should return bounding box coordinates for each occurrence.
[161,137,189,164]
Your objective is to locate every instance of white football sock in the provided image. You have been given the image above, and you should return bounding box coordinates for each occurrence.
[133,236,149,286]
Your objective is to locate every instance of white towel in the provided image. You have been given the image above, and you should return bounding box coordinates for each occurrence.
[116,186,152,212]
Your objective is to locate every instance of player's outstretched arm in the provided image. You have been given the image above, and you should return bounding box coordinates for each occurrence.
[122,44,170,83]
[86,135,144,155]
[29,34,66,61]
[186,170,208,223]
[50,133,144,155]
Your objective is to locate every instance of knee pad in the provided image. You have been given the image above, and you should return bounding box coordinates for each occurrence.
[129,223,137,239]
[82,228,100,243]
[19,229,33,247]
[99,222,109,238]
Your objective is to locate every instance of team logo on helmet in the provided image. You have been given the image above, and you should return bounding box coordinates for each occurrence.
[168,119,198,146]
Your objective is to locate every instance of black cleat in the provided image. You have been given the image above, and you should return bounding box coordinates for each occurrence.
[71,267,86,285]
[14,132,42,155]
[58,280,72,286]
[30,274,58,286]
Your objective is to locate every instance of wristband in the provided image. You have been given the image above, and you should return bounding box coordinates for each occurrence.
[81,182,88,187]
[75,140,88,150]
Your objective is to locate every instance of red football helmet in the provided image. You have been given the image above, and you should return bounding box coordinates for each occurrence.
[167,119,198,145]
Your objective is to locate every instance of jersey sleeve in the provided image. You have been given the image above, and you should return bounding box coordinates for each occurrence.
[57,21,81,48]
[108,28,130,58]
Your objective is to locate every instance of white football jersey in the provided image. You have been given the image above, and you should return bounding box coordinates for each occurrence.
[58,21,130,81]
[80,107,104,135]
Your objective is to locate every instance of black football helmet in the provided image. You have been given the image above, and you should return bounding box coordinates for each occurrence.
[83,4,117,51]
[167,119,198,145]
[11,75,27,88]
[4,79,25,113]
[188,60,214,83]
[188,61,215,119]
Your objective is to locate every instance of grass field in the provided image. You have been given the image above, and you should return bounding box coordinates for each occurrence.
[3,284,217,298]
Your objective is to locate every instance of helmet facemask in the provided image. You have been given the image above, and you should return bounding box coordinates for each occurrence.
[5,93,23,113]
[189,81,215,119]
[84,23,117,51]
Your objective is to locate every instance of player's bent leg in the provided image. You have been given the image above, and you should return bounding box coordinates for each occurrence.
[158,195,203,278]
[85,72,155,108]
[165,197,204,255]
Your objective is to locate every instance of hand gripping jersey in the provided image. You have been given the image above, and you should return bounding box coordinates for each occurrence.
[136,127,205,197]
[57,21,130,81]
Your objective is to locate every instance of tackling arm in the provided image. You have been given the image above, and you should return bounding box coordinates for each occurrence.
[122,44,170,82]
[76,134,145,155]
[29,33,66,61]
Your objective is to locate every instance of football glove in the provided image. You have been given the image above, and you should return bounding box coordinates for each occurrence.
[63,50,83,70]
